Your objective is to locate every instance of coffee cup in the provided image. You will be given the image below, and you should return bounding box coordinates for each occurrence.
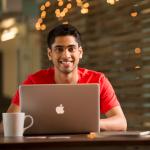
[2,112,33,137]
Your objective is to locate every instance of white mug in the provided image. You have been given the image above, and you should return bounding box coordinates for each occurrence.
[2,112,33,137]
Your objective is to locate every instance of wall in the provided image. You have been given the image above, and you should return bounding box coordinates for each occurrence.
[0,38,18,98]
[40,0,150,130]
[0,23,41,100]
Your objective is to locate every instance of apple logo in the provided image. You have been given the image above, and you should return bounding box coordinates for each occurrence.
[56,104,64,114]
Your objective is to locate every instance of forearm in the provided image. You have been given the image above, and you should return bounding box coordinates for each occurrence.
[7,103,20,112]
[0,122,3,134]
[100,115,127,131]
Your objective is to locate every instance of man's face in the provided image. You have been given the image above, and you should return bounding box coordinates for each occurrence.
[47,35,83,74]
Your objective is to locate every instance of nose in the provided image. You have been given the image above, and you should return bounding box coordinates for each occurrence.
[62,49,71,58]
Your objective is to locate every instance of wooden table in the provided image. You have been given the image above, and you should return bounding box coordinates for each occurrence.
[0,132,150,150]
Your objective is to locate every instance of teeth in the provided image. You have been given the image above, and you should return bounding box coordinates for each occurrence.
[60,61,72,64]
[62,62,70,64]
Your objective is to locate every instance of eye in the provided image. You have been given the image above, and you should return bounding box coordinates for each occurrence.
[55,47,64,53]
[68,46,76,52]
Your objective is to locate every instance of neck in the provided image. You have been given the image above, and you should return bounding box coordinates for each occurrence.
[54,68,79,84]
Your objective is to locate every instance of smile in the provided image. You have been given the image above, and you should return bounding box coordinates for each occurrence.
[59,60,73,64]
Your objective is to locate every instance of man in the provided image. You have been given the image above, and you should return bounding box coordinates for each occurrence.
[1,24,127,131]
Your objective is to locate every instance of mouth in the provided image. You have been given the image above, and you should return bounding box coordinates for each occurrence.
[59,60,73,65]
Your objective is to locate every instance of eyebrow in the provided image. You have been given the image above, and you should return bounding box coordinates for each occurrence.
[54,44,77,48]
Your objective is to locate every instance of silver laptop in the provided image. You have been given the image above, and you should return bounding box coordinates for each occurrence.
[19,84,100,135]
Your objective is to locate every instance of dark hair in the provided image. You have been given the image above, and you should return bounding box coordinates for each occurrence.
[47,24,82,48]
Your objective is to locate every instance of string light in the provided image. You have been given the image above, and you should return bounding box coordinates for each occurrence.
[41,11,47,19]
[134,65,141,69]
[106,0,119,5]
[35,22,41,30]
[130,11,138,17]
[40,5,45,11]
[58,1,64,7]
[41,24,46,30]
[45,1,51,7]
[38,18,43,24]
[134,48,142,54]
[35,0,119,31]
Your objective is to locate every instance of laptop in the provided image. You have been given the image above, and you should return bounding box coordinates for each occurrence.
[19,84,100,135]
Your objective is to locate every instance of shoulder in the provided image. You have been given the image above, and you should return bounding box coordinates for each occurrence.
[31,68,53,77]
[24,67,54,84]
[78,67,104,77]
[78,68,106,83]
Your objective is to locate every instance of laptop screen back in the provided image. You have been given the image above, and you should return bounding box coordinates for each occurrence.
[19,84,100,135]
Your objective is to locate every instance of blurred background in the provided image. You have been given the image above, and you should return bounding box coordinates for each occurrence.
[0,0,150,131]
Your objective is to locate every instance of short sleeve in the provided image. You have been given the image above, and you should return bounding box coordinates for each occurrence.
[100,74,120,114]
[11,76,34,106]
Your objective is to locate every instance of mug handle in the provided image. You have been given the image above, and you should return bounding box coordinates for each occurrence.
[24,115,34,132]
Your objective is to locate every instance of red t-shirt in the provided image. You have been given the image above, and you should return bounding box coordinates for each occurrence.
[12,67,120,114]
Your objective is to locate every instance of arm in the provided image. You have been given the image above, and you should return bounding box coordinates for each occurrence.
[6,103,20,113]
[99,74,127,131]
[100,106,127,131]
[0,75,33,133]
[0,122,3,134]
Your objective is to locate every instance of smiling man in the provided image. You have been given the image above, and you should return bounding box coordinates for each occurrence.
[48,35,83,83]
[1,24,127,131]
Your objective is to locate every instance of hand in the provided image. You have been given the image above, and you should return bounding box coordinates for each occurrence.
[100,106,127,131]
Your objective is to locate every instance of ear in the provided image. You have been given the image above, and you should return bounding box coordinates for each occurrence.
[79,47,83,59]
[47,48,52,60]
